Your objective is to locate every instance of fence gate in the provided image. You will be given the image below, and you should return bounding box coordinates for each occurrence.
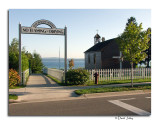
[19,19,67,84]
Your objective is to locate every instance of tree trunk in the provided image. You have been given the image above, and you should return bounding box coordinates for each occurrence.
[147,60,150,68]
[131,62,133,87]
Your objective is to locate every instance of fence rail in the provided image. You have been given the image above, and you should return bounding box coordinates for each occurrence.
[22,69,29,85]
[43,68,64,82]
[87,68,151,81]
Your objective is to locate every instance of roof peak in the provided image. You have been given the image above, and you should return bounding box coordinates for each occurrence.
[94,33,101,38]
[84,38,116,53]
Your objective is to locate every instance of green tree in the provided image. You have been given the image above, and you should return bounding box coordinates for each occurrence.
[126,17,137,26]
[145,28,151,67]
[69,59,74,69]
[22,47,29,71]
[31,51,43,73]
[9,38,44,74]
[117,17,151,87]
[9,38,19,71]
[139,28,151,68]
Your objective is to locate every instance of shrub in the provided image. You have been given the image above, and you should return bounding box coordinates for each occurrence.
[66,68,89,85]
[9,69,20,87]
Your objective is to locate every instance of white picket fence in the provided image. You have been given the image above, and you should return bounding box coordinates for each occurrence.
[87,68,151,81]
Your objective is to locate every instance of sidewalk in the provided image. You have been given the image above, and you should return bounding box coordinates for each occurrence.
[9,74,151,103]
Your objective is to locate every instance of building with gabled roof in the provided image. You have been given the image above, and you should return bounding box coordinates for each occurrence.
[84,33,131,69]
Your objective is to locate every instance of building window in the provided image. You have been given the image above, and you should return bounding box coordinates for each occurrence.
[88,54,90,64]
[94,53,96,65]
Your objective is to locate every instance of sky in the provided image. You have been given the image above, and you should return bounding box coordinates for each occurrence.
[9,9,151,58]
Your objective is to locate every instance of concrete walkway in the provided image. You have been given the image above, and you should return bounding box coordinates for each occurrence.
[9,74,151,103]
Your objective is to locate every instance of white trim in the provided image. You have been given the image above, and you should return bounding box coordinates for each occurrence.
[109,100,150,116]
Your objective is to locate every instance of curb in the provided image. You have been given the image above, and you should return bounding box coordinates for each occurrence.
[84,89,151,99]
[9,99,21,103]
[9,90,151,104]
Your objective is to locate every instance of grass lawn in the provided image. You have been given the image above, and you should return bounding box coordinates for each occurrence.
[44,74,151,86]
[9,85,26,89]
[75,84,151,95]
[85,78,151,86]
[9,94,18,100]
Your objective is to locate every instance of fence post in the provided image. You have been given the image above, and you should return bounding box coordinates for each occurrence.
[142,68,144,79]
[100,69,102,81]
[150,68,151,78]
[102,69,104,81]
[97,69,99,81]
[111,69,112,80]
[115,69,117,80]
[145,68,147,79]
[108,69,109,81]
[105,69,108,80]
[127,68,129,80]
[119,69,121,80]
[113,69,115,80]
[91,70,93,81]
[147,68,149,79]
[122,69,123,80]
[124,69,125,80]
[134,68,136,79]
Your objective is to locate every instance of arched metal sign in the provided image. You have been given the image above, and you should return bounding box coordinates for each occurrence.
[19,19,67,84]
[31,19,56,28]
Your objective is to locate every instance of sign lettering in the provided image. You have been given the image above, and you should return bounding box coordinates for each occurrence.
[21,27,64,35]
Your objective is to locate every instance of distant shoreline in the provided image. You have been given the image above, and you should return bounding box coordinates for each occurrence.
[42,58,84,69]
[42,57,84,59]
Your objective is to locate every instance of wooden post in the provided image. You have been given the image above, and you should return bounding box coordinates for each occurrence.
[114,69,115,80]
[127,68,128,80]
[91,69,93,81]
[146,68,147,79]
[19,23,22,85]
[147,68,149,78]
[64,26,67,84]
[143,68,144,79]
[98,69,100,81]
[131,63,133,87]
[106,69,107,80]
[109,69,110,81]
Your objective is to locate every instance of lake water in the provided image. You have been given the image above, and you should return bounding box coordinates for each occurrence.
[42,58,85,69]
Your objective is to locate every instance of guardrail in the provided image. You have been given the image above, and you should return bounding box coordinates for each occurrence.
[43,68,64,82]
[22,69,29,85]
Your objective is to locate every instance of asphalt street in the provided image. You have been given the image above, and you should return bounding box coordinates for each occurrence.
[8,93,151,116]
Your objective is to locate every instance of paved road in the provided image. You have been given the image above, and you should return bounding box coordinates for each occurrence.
[9,93,151,116]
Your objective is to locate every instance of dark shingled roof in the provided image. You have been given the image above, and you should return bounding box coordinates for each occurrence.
[84,38,116,53]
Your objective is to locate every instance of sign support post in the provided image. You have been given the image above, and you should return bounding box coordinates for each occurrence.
[19,23,22,85]
[64,26,67,84]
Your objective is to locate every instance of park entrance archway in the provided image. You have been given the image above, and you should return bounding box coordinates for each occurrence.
[19,19,67,84]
